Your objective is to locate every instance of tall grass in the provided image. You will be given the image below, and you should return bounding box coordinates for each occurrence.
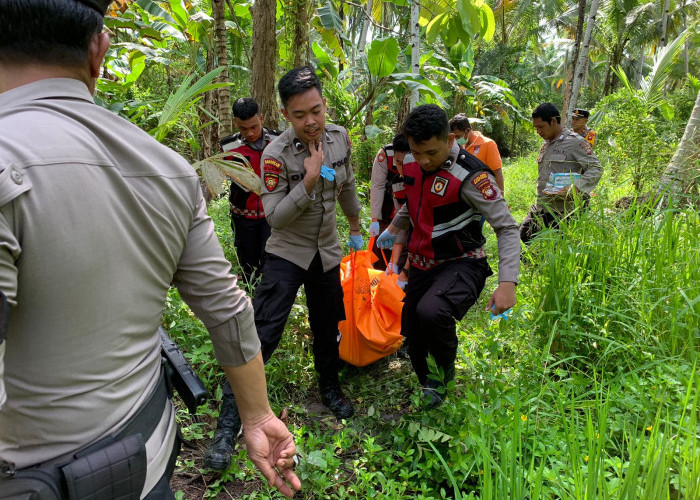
[523,203,699,367]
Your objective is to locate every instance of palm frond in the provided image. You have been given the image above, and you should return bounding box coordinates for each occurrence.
[192,152,261,198]
[641,27,692,109]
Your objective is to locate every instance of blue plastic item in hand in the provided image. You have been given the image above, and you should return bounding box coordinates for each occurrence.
[490,305,512,321]
[369,221,381,237]
[320,165,336,181]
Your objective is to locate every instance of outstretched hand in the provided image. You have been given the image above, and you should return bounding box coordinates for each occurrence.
[244,412,301,498]
[485,281,516,315]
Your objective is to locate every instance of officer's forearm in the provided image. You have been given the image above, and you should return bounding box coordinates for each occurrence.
[223,352,274,427]
[347,216,361,234]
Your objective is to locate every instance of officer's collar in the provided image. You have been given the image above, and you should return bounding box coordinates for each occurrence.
[289,126,331,155]
[419,141,459,175]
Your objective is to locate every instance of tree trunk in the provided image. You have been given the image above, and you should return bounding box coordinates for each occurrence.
[603,40,625,96]
[659,0,671,50]
[290,0,310,67]
[563,0,587,115]
[635,44,645,86]
[566,0,600,127]
[213,0,232,137]
[655,89,700,206]
[409,0,420,109]
[396,92,411,133]
[357,0,373,60]
[250,0,280,128]
[682,0,689,73]
[201,43,217,160]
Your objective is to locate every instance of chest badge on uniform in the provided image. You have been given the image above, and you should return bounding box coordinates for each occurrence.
[264,172,279,191]
[471,172,497,200]
[431,176,449,196]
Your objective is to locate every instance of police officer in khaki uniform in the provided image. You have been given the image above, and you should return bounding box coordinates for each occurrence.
[521,103,603,244]
[369,134,411,269]
[0,1,300,498]
[571,108,597,148]
[258,66,363,418]
[377,105,520,407]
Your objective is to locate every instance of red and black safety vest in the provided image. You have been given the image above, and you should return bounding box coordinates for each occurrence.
[219,129,279,219]
[403,149,491,270]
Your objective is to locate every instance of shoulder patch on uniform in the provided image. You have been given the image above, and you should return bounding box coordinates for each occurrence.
[471,172,497,200]
[263,158,282,173]
[377,150,386,163]
[264,172,279,191]
[579,140,593,155]
[431,176,449,196]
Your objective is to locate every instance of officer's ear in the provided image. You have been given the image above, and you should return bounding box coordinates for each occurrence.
[88,32,110,79]
[281,107,289,122]
[448,133,455,147]
[259,114,264,128]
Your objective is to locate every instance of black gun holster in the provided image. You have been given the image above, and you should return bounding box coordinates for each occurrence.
[0,370,171,500]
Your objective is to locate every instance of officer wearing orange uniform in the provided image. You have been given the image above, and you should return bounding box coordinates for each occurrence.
[449,113,505,194]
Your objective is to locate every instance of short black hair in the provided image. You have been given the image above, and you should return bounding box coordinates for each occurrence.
[0,0,103,66]
[402,104,450,144]
[232,97,260,120]
[449,113,471,132]
[392,134,410,153]
[278,66,323,108]
[532,103,561,124]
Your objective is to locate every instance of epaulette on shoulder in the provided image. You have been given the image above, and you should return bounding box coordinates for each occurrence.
[219,132,243,152]
[267,128,282,137]
[0,164,32,207]
[454,150,493,177]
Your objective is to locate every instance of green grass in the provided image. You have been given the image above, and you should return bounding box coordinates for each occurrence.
[164,152,700,499]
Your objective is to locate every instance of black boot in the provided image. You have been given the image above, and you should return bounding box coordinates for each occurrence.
[421,379,446,409]
[203,395,242,470]
[320,385,354,419]
[396,337,410,359]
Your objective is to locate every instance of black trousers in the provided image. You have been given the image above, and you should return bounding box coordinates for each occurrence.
[231,215,271,283]
[252,252,345,387]
[519,205,560,245]
[402,258,492,384]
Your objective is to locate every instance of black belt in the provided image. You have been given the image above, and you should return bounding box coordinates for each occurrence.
[0,368,170,500]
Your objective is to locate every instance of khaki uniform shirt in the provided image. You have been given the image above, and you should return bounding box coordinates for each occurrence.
[536,128,602,214]
[0,79,260,494]
[369,145,391,221]
[391,143,520,284]
[261,125,362,272]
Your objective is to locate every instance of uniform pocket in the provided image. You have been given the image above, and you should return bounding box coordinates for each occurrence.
[436,260,492,319]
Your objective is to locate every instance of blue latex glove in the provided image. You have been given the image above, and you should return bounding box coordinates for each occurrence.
[320,165,336,181]
[369,221,381,237]
[385,263,399,275]
[397,278,408,290]
[348,234,364,250]
[376,229,397,249]
[490,305,512,321]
